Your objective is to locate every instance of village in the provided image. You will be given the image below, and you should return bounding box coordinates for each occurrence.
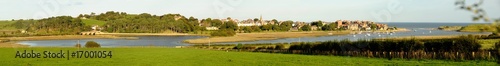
[202,15,392,32]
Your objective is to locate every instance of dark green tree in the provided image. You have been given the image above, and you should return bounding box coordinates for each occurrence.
[301,25,311,31]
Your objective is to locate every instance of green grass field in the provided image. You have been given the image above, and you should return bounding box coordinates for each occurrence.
[459,24,497,32]
[82,19,106,26]
[0,21,17,30]
[0,48,496,66]
[479,39,500,49]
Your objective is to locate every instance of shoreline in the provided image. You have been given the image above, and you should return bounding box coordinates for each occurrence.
[0,35,129,47]
[0,33,201,47]
[0,41,28,48]
[184,29,410,44]
[184,31,350,44]
[0,35,129,41]
[98,33,204,36]
[376,34,490,40]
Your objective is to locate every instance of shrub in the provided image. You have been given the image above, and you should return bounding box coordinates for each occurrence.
[233,43,243,49]
[85,41,101,48]
[75,43,81,48]
[275,44,285,50]
[495,41,500,50]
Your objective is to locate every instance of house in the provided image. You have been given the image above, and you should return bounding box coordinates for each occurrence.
[348,24,359,30]
[237,19,263,27]
[91,25,102,32]
[334,20,388,30]
[311,26,319,31]
[206,27,219,30]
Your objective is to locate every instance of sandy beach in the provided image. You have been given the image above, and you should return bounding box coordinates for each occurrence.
[0,41,28,48]
[184,28,410,44]
[184,31,351,44]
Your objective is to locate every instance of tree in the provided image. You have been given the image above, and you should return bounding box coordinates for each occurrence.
[242,27,253,33]
[301,25,311,31]
[322,23,337,31]
[261,25,272,31]
[370,24,377,30]
[251,26,262,32]
[77,14,84,18]
[456,0,500,32]
[311,21,324,27]
[275,44,285,50]
[272,19,278,24]
[254,18,259,22]
[90,12,96,17]
[279,21,294,31]
[234,43,244,50]
[84,41,101,48]
[211,19,223,27]
[188,16,198,22]
[219,21,237,31]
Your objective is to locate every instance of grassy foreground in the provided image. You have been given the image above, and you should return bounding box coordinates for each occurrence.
[0,47,496,66]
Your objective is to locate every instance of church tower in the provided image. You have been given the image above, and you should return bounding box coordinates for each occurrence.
[260,15,263,25]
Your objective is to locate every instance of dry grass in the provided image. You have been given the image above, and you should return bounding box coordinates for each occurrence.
[0,41,28,48]
[184,31,350,44]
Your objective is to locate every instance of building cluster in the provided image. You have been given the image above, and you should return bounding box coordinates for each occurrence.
[236,15,276,27]
[335,20,388,31]
[201,15,390,31]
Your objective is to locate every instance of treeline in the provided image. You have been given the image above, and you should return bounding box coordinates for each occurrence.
[285,36,495,61]
[5,16,89,37]
[218,35,499,61]
[288,37,481,53]
[79,11,203,33]
[3,11,379,37]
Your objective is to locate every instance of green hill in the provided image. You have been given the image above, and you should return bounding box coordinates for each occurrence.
[459,24,497,32]
[82,19,106,26]
[0,21,17,30]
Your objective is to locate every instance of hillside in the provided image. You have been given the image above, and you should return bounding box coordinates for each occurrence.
[459,24,497,32]
[82,19,106,26]
[0,21,17,30]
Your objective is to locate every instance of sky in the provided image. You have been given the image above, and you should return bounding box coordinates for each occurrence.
[0,0,499,22]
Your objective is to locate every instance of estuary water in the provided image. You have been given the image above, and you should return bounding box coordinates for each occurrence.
[18,23,491,47]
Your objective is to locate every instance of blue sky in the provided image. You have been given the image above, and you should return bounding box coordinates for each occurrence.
[1,0,499,22]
